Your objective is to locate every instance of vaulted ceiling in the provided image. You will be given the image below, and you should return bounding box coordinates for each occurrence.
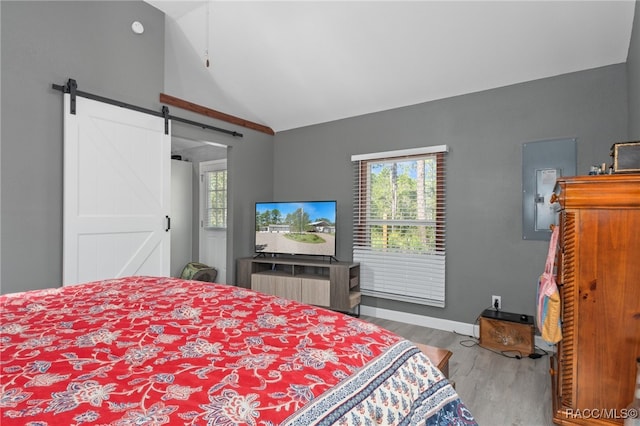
[147,1,636,133]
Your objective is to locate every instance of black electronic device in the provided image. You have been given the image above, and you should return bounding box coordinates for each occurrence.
[481,309,534,325]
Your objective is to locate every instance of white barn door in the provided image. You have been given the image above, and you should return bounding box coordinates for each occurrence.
[63,94,171,285]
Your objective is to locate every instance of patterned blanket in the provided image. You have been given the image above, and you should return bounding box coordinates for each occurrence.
[0,276,476,425]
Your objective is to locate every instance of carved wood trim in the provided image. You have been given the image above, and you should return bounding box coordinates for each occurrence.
[160,93,275,136]
[558,211,576,409]
[555,174,640,209]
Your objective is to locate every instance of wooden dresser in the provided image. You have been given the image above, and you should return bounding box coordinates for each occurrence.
[551,175,640,425]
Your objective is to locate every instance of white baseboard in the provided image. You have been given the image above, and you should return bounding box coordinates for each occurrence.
[360,305,555,352]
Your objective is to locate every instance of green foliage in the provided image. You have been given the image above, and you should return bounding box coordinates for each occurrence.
[285,208,310,233]
[205,170,227,228]
[284,233,326,244]
[256,209,282,230]
[367,157,440,252]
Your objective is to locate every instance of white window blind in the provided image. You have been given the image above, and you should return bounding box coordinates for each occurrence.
[203,168,227,229]
[352,145,448,307]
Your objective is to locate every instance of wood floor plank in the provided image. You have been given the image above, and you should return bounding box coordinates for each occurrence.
[361,315,553,426]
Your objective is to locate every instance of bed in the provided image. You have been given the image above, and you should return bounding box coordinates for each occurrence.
[0,276,476,425]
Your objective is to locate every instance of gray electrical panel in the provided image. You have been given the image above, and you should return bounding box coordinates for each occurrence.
[522,138,576,240]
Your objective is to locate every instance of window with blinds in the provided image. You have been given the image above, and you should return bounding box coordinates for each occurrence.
[352,146,448,307]
[203,169,227,229]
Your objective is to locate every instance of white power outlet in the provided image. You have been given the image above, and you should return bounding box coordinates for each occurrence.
[492,295,502,310]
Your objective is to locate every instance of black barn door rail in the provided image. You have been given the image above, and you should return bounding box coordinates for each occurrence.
[52,78,243,138]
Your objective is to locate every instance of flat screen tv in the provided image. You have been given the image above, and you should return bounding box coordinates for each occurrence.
[255,200,337,257]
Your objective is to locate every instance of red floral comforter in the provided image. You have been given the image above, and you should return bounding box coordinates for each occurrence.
[0,276,475,425]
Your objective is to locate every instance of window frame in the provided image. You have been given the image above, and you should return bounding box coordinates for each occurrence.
[352,145,448,307]
[201,159,228,230]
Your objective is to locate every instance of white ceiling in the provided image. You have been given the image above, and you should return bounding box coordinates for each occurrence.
[147,1,636,133]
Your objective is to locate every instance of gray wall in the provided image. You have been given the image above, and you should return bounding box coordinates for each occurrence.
[0,1,274,294]
[170,142,227,264]
[274,64,628,324]
[1,1,165,294]
[628,0,640,139]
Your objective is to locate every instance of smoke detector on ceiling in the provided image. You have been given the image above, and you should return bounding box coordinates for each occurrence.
[131,21,144,35]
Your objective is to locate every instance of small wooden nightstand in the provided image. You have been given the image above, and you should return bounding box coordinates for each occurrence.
[415,343,453,379]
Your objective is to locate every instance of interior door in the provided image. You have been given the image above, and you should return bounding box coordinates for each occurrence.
[63,94,171,285]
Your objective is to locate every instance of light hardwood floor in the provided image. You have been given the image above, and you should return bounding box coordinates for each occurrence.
[361,315,554,426]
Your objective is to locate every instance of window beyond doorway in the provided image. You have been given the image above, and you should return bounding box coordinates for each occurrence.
[203,161,227,229]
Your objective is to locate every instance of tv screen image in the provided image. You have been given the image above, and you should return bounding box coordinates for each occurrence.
[255,200,337,257]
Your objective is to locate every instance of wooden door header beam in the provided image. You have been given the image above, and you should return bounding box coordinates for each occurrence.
[160,93,275,136]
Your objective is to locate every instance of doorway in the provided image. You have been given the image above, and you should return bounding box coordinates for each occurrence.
[199,159,228,283]
[171,137,228,283]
